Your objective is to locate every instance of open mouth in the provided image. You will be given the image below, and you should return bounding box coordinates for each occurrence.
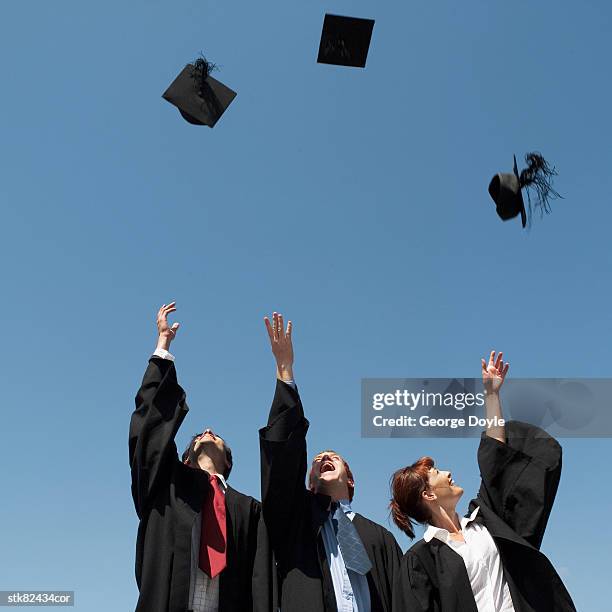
[201,430,216,440]
[320,461,335,475]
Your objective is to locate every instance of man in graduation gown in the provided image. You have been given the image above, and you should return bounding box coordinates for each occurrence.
[259,311,401,612]
[390,351,576,612]
[129,302,275,612]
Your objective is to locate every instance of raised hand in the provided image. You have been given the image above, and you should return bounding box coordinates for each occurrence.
[156,302,180,351]
[481,350,509,394]
[264,312,294,382]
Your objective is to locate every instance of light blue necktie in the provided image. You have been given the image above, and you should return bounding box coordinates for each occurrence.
[331,502,372,576]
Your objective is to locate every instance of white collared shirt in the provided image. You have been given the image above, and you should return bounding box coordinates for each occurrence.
[423,507,515,612]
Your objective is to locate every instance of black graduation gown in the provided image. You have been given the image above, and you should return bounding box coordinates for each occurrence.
[392,421,577,612]
[259,379,401,612]
[129,357,276,612]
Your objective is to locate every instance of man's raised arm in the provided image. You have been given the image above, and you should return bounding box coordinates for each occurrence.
[259,313,309,551]
[129,302,187,518]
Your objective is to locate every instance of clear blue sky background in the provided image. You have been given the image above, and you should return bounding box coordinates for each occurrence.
[1,1,610,610]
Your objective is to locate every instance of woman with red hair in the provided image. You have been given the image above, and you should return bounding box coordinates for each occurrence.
[390,351,576,612]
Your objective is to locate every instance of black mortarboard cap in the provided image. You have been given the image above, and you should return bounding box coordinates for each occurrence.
[317,14,375,68]
[488,155,527,227]
[162,58,236,127]
[488,153,561,229]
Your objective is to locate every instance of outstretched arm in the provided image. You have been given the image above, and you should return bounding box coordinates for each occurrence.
[154,301,180,353]
[259,313,309,557]
[264,312,294,384]
[476,350,562,548]
[129,303,187,517]
[481,350,509,443]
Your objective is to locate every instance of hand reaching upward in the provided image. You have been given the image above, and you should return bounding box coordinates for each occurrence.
[481,350,509,394]
[156,302,180,351]
[264,312,294,382]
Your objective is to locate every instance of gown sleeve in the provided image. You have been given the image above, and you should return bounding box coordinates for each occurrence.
[259,379,309,560]
[129,356,188,518]
[476,420,562,549]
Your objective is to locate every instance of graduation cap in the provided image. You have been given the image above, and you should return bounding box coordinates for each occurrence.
[488,153,561,228]
[317,14,375,68]
[162,57,236,127]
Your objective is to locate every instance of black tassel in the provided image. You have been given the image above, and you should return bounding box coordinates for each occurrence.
[190,56,218,93]
[519,152,562,218]
[189,55,223,119]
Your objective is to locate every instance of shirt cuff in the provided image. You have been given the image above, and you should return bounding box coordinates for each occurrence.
[282,379,296,389]
[153,348,175,361]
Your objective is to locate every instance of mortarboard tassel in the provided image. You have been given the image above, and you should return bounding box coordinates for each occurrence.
[519,153,562,219]
[189,56,223,122]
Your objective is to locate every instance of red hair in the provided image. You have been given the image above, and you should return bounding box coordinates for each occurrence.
[389,456,434,539]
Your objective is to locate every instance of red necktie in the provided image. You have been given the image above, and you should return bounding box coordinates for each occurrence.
[198,475,227,578]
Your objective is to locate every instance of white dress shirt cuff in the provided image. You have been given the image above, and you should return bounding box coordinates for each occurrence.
[153,347,175,361]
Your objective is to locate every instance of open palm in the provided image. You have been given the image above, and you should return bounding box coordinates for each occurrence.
[481,350,509,393]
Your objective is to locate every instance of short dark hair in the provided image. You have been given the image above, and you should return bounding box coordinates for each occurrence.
[182,434,233,479]
[308,449,355,502]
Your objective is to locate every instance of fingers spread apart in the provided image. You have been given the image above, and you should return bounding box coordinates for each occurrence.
[264,312,293,341]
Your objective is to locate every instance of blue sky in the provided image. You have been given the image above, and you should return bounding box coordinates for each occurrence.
[1,0,610,609]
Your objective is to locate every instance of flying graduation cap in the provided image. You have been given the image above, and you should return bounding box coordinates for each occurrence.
[488,153,561,228]
[317,14,375,68]
[162,57,237,127]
